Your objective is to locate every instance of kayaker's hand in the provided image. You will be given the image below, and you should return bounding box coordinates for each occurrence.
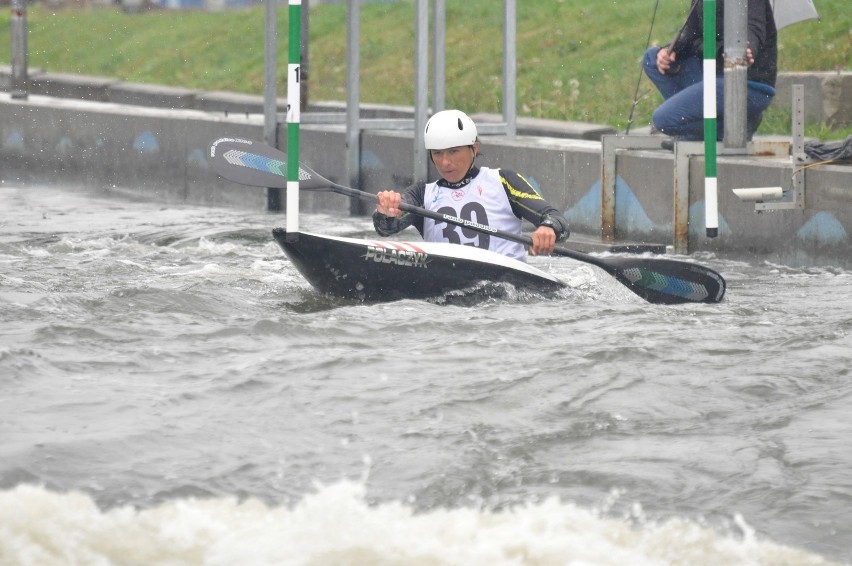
[529,225,557,256]
[377,191,402,217]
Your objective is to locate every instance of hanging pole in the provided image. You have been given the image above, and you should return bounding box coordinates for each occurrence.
[286,0,302,239]
[264,0,280,211]
[10,0,28,100]
[502,0,517,136]
[703,0,718,238]
[414,0,428,183]
[432,0,445,113]
[345,0,361,215]
[300,1,309,112]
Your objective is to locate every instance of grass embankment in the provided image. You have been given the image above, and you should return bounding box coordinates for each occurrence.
[0,0,849,139]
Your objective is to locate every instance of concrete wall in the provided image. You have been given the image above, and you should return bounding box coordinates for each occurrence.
[774,72,852,128]
[0,67,616,141]
[2,90,851,268]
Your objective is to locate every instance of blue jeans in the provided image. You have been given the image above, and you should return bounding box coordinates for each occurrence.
[642,47,776,141]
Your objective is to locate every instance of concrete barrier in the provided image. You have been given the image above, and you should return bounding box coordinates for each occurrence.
[30,71,118,102]
[1,85,851,268]
[774,71,852,128]
[108,82,201,110]
[0,65,44,92]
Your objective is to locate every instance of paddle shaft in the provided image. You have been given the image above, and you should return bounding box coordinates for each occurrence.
[323,181,608,269]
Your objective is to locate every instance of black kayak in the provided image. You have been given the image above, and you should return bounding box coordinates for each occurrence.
[210,138,726,305]
[272,229,565,302]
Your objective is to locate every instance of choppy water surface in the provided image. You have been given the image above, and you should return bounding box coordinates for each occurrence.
[1,185,850,565]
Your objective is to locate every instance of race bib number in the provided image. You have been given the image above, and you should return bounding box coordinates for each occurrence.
[435,203,491,249]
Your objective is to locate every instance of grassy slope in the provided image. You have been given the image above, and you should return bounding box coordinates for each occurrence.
[0,0,849,138]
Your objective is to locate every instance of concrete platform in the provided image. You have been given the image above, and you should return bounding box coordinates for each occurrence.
[29,71,118,102]
[108,82,201,110]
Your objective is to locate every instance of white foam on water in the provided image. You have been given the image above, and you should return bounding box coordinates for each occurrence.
[0,482,837,566]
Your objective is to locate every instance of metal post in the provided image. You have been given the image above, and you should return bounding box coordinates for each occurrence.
[300,1,309,111]
[790,84,806,210]
[264,0,281,211]
[502,0,516,136]
[754,85,806,212]
[723,0,747,149]
[414,0,428,183]
[432,0,445,113]
[10,0,28,100]
[346,0,361,214]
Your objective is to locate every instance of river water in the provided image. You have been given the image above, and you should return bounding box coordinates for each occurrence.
[1,184,850,565]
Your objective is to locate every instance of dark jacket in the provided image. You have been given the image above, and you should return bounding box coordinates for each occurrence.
[670,0,778,87]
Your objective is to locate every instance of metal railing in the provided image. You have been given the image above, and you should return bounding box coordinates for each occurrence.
[265,0,518,201]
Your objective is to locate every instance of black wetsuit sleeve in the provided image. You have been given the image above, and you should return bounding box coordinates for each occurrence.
[499,169,570,241]
[669,0,702,59]
[672,0,776,85]
[372,182,427,238]
[746,0,777,86]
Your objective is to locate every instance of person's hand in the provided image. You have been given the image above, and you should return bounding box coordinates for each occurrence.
[376,190,402,217]
[529,225,557,256]
[656,47,677,75]
[745,47,755,67]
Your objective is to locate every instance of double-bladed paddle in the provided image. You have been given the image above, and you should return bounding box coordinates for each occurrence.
[208,137,726,304]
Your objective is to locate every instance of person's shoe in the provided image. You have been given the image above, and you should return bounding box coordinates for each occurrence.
[661,139,674,151]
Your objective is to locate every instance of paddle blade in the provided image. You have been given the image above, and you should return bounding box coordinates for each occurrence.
[602,256,726,304]
[208,137,330,190]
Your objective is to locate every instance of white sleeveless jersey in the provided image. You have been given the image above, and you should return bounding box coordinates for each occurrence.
[422,167,526,261]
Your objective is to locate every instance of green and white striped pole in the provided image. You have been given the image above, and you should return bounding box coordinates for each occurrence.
[703,0,718,238]
[286,0,302,236]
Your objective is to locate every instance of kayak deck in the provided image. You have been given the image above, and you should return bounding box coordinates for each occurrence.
[272,229,565,302]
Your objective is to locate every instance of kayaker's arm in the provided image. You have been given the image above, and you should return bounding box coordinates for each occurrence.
[373,182,426,237]
[499,170,570,242]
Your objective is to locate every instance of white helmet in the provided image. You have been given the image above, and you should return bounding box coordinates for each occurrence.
[424,109,478,150]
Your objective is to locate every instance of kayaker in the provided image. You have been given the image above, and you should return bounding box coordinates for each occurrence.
[373,109,570,261]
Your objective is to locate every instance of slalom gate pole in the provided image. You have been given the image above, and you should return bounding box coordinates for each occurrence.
[703,0,719,238]
[286,0,302,238]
